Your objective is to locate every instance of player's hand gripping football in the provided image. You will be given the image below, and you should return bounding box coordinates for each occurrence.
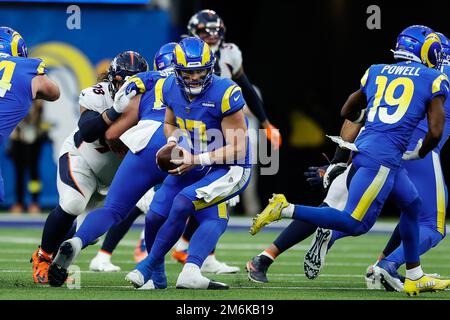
[263,122,282,150]
[168,146,195,175]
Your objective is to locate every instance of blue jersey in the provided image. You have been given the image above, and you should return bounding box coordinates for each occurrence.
[355,61,449,168]
[0,54,47,144]
[135,71,168,123]
[413,64,450,152]
[160,74,250,167]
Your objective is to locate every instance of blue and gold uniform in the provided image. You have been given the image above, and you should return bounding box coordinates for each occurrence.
[0,53,47,200]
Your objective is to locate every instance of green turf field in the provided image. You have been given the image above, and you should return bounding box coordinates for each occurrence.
[0,227,449,300]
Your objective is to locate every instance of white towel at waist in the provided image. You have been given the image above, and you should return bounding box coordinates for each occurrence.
[326,135,359,152]
[195,166,245,203]
[120,120,162,154]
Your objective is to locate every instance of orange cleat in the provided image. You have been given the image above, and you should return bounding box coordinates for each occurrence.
[134,239,148,263]
[31,247,52,284]
[171,249,188,264]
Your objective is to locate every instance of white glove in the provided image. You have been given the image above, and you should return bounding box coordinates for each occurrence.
[323,163,348,189]
[402,139,423,161]
[113,79,138,113]
[226,195,240,207]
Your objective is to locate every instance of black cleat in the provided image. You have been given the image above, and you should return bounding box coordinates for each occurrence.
[48,241,74,287]
[207,280,229,290]
[246,255,271,283]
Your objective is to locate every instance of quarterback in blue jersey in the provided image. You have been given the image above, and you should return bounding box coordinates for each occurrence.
[125,37,251,290]
[0,26,59,201]
[250,25,450,296]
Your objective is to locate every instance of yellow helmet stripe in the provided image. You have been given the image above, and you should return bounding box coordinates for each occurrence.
[174,44,187,67]
[201,42,211,66]
[11,32,22,57]
[421,33,441,68]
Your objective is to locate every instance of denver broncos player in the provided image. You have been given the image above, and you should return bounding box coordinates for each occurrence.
[250,25,450,296]
[125,37,251,290]
[0,26,59,202]
[171,8,278,272]
[31,51,150,283]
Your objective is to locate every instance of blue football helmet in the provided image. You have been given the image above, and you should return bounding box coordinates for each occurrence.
[153,42,176,72]
[0,26,28,57]
[392,25,442,69]
[173,37,215,95]
[436,32,450,66]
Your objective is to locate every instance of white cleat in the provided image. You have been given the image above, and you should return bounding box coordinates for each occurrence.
[365,264,382,290]
[125,269,145,288]
[304,228,332,280]
[177,263,229,290]
[89,252,121,272]
[201,255,240,274]
[137,280,156,290]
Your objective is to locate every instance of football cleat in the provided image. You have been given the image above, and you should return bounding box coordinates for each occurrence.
[176,264,229,290]
[201,254,240,274]
[404,275,450,296]
[304,228,332,280]
[171,248,188,264]
[365,264,382,290]
[134,239,148,263]
[31,247,52,284]
[249,194,288,235]
[48,239,82,287]
[125,269,145,288]
[374,259,404,292]
[246,255,271,283]
[89,252,121,272]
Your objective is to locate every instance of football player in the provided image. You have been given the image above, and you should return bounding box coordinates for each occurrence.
[125,37,251,290]
[31,51,151,283]
[171,8,280,273]
[46,39,235,288]
[0,26,59,202]
[249,25,450,296]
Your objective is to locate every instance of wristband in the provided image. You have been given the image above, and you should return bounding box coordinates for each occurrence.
[198,152,212,166]
[105,107,121,122]
[167,136,178,144]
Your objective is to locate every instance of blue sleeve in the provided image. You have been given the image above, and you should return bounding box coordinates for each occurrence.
[27,58,47,76]
[359,66,371,94]
[221,84,246,117]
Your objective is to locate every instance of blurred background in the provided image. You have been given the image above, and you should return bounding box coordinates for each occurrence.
[0,0,449,218]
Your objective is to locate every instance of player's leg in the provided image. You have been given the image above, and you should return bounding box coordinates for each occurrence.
[131,166,251,289]
[171,217,198,263]
[176,203,229,289]
[49,134,166,287]
[31,152,96,284]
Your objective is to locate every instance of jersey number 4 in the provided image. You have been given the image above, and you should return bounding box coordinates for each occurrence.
[0,60,16,98]
[367,76,414,124]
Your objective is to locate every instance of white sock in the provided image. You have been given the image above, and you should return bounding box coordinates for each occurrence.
[259,250,275,261]
[175,237,189,251]
[140,228,145,240]
[182,262,201,274]
[97,250,112,260]
[406,265,424,280]
[281,204,295,218]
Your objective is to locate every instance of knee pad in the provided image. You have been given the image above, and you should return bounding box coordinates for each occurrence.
[59,192,88,216]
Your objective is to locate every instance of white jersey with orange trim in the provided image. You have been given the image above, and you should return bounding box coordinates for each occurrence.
[215,42,243,79]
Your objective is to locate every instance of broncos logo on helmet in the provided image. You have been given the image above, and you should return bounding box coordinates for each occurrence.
[0,26,28,58]
[173,37,215,96]
[107,50,148,98]
[392,25,443,69]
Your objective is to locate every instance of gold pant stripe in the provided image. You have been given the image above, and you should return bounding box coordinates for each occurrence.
[351,165,390,221]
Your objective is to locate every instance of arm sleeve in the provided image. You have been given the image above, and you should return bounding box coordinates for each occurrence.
[221,84,246,117]
[233,72,268,122]
[28,58,48,76]
[78,110,109,143]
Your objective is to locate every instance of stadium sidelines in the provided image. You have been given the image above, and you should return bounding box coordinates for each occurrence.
[0,214,413,233]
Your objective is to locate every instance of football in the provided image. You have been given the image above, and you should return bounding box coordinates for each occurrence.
[156,144,183,172]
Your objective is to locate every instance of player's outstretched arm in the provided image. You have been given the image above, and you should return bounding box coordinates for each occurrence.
[105,95,140,141]
[164,106,180,143]
[31,75,60,101]
[418,95,445,158]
